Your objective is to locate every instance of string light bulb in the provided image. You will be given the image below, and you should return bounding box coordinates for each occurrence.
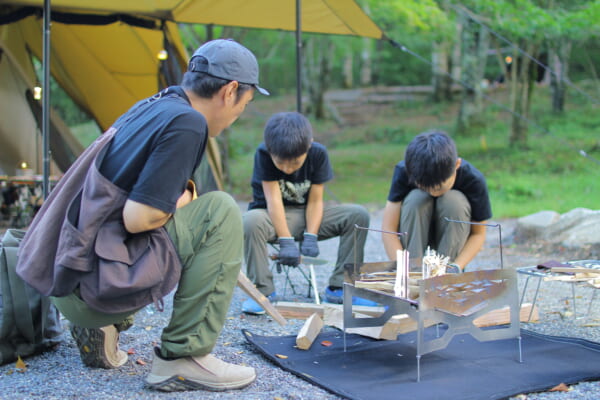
[157,49,168,60]
[33,86,42,100]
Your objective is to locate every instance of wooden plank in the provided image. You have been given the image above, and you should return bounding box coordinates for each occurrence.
[473,303,539,327]
[295,313,324,350]
[276,300,537,329]
[322,303,538,340]
[237,271,287,326]
[274,301,386,320]
[551,266,600,274]
[354,280,395,292]
[322,305,430,340]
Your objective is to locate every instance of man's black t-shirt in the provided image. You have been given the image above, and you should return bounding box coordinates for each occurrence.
[248,142,333,210]
[387,159,492,222]
[100,86,207,214]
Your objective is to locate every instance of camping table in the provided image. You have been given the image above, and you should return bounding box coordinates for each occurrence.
[343,266,522,382]
[517,260,600,322]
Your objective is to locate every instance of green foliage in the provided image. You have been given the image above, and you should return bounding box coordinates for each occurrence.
[359,0,452,40]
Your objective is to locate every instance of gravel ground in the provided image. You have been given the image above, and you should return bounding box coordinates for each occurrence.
[2,204,600,400]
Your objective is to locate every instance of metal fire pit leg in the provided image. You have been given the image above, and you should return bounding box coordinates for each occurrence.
[343,285,354,352]
[519,275,530,310]
[527,276,543,322]
[572,283,579,319]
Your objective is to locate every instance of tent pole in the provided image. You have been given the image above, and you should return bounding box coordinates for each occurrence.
[42,0,51,199]
[295,0,302,113]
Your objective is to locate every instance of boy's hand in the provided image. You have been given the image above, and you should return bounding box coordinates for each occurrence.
[300,232,319,257]
[278,237,300,266]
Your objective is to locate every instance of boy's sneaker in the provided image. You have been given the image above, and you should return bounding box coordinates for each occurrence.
[241,292,277,315]
[70,324,128,369]
[324,286,380,307]
[146,347,256,392]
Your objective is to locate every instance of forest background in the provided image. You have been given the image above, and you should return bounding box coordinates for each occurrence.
[51,0,600,218]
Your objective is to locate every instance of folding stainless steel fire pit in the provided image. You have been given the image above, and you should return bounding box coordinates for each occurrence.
[343,266,522,381]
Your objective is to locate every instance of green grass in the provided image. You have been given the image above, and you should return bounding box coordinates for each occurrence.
[225,85,600,218]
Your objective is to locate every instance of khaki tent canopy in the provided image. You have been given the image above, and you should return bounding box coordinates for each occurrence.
[0,1,382,189]
[3,1,382,38]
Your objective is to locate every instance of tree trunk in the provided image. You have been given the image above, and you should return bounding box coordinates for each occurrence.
[549,39,572,113]
[372,39,384,86]
[343,55,353,88]
[450,20,463,86]
[431,41,452,102]
[360,37,372,87]
[303,36,334,120]
[583,48,600,99]
[509,42,538,148]
[456,16,490,135]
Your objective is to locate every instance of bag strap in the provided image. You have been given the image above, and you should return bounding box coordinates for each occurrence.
[2,230,36,343]
[0,240,16,340]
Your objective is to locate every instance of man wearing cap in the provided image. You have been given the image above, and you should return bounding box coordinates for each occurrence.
[16,39,268,392]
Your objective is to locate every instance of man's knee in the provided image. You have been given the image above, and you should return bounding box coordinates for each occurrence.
[218,190,240,208]
[201,191,242,224]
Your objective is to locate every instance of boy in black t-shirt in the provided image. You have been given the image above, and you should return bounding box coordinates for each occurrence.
[242,112,373,314]
[381,130,492,272]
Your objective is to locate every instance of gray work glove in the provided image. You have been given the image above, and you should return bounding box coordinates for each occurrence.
[300,232,319,257]
[278,237,300,266]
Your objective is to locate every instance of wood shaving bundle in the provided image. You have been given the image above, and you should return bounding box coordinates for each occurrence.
[422,247,450,278]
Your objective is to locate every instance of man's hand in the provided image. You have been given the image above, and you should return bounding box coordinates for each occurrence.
[300,232,319,257]
[278,237,300,266]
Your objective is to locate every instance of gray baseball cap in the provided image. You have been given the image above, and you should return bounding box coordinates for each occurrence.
[188,39,269,96]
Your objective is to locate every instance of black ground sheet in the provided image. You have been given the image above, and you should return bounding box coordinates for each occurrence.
[243,326,600,400]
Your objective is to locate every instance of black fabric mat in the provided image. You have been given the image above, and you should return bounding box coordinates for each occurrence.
[243,327,600,400]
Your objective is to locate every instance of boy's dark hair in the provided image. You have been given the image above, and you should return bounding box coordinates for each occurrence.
[264,112,313,159]
[181,71,253,104]
[405,130,458,189]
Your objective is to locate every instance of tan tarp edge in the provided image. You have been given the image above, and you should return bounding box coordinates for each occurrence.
[6,0,383,39]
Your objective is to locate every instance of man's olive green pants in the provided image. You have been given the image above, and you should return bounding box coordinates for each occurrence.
[52,191,242,359]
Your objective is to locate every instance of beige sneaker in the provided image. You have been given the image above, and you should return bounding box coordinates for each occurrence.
[146,347,256,392]
[70,324,128,369]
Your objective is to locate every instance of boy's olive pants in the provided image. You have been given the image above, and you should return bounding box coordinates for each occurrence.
[52,191,242,358]
[399,189,471,263]
[243,203,370,296]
